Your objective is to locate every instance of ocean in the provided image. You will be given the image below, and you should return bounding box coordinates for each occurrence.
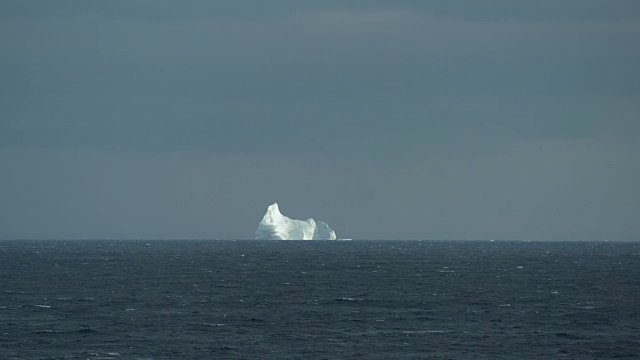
[1,240,638,359]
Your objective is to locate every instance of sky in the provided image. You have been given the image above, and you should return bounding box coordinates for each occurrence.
[1,0,639,240]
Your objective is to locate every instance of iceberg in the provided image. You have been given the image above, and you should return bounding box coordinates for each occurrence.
[255,203,337,240]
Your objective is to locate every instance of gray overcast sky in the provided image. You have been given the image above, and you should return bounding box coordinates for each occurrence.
[1,0,639,240]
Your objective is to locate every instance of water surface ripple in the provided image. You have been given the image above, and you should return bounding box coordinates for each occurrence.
[1,240,638,359]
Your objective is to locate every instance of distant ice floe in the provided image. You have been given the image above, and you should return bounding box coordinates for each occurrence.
[255,203,336,240]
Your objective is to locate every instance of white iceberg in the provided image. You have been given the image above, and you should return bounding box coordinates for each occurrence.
[255,203,337,240]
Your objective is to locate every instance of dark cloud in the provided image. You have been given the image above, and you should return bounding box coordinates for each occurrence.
[409,0,640,23]
[1,1,638,240]
[2,1,639,23]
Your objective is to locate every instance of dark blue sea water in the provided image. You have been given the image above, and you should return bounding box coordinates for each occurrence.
[1,240,639,359]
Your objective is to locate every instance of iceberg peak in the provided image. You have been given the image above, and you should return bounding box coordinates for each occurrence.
[264,202,282,219]
[255,203,336,240]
